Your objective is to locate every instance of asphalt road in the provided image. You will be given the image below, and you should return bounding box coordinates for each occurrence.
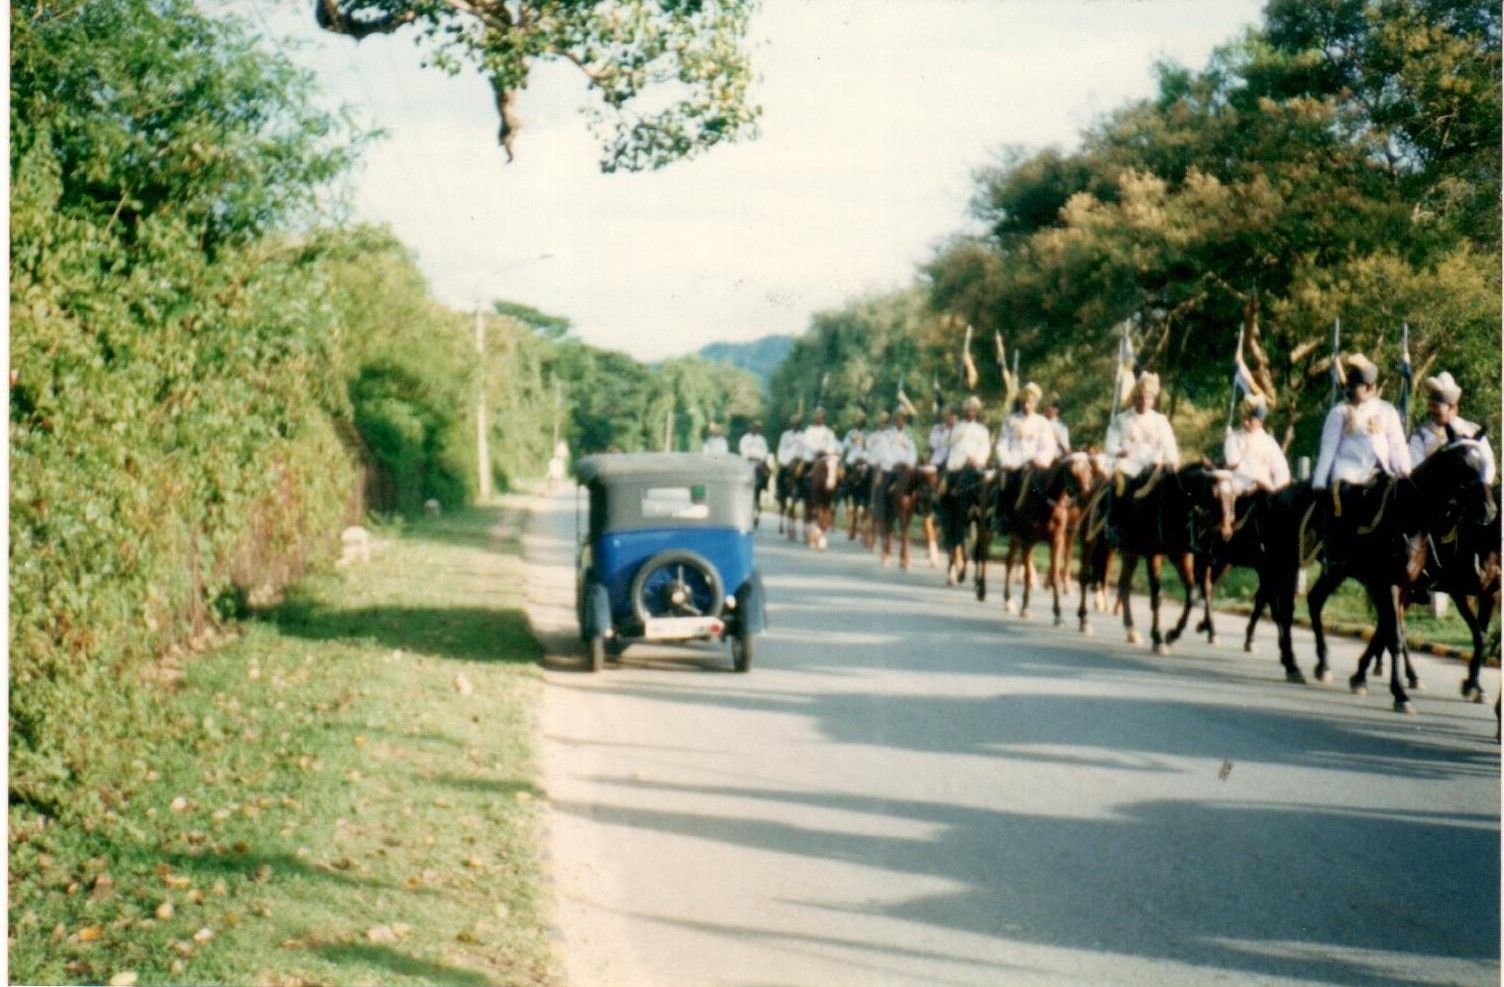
[525,490,1500,987]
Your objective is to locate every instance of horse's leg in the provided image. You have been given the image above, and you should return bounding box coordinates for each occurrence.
[1103,547,1118,615]
[1147,554,1167,654]
[1120,552,1141,645]
[1077,534,1094,634]
[898,500,913,571]
[1050,521,1067,627]
[1244,581,1266,652]
[1398,606,1422,691]
[1020,538,1035,619]
[923,513,940,567]
[1307,566,1343,684]
[1271,568,1304,683]
[1453,593,1487,702]
[1165,553,1196,648]
[975,520,991,602]
[1381,583,1414,714]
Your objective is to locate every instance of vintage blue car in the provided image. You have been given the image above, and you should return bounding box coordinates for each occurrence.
[575,453,766,672]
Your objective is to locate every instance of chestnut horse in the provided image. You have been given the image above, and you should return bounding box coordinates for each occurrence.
[804,453,842,550]
[994,454,1098,625]
[872,465,929,569]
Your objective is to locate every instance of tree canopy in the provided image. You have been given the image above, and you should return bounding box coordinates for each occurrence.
[313,0,762,171]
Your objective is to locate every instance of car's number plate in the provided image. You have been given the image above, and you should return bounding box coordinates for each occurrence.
[643,616,725,640]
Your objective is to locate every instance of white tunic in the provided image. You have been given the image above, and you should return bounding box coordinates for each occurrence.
[1050,417,1071,453]
[1223,427,1290,492]
[1409,417,1496,485]
[776,429,805,466]
[738,432,768,461]
[1106,409,1180,475]
[945,420,992,471]
[1312,397,1410,488]
[996,411,1061,469]
[801,424,840,460]
[927,423,952,467]
[842,429,866,465]
[702,436,729,455]
[881,429,918,470]
[865,427,892,468]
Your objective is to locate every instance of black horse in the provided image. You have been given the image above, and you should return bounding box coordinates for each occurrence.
[1306,437,1496,713]
[938,466,992,587]
[1195,483,1316,683]
[1079,463,1238,654]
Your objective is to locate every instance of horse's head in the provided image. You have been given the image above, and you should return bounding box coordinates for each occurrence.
[1059,452,1096,501]
[1181,463,1239,543]
[1411,434,1494,527]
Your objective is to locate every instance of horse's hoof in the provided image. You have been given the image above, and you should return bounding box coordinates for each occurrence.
[1127,630,1142,646]
[1395,699,1417,716]
[1205,633,1217,646]
[1019,609,1031,621]
[1350,678,1368,697]
[1153,643,1169,657]
[1242,641,1253,654]
[1079,621,1093,636]
[1407,678,1425,692]
[881,556,893,567]
[818,536,828,551]
[1285,669,1307,684]
[1315,668,1332,684]
[1464,683,1485,703]
[1002,599,1015,614]
[1054,614,1063,627]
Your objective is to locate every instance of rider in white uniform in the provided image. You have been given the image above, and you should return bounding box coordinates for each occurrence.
[701,422,729,455]
[863,411,891,468]
[1407,371,1495,484]
[801,407,841,461]
[1106,373,1180,476]
[881,410,918,472]
[840,412,867,468]
[1044,395,1071,453]
[945,396,992,471]
[1223,394,1290,493]
[1312,353,1411,489]
[738,420,769,462]
[776,413,806,468]
[996,382,1062,470]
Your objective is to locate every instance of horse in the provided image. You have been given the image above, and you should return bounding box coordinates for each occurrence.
[994,454,1097,625]
[1195,483,1315,683]
[872,464,929,569]
[750,459,771,529]
[840,459,875,545]
[937,467,993,587]
[804,452,842,550]
[1305,437,1495,713]
[775,461,803,541]
[1424,482,1500,704]
[1078,463,1237,653]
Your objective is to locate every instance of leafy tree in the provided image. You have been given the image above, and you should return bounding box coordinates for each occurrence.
[312,0,762,170]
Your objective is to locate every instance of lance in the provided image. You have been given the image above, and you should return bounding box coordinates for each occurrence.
[1397,321,1413,423]
[1224,322,1246,434]
[1329,316,1342,406]
[814,371,830,410]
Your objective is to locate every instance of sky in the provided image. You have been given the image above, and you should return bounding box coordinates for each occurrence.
[243,0,1265,361]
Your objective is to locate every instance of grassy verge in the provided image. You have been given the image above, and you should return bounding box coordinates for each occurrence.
[8,507,554,987]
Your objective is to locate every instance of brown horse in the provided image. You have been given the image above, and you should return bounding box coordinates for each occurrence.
[804,453,842,550]
[871,465,929,569]
[996,454,1097,626]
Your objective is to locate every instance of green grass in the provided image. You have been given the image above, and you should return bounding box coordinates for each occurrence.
[8,507,554,987]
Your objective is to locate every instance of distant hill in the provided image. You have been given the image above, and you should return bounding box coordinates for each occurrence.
[697,335,796,385]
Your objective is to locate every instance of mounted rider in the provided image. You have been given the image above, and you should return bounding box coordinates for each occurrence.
[1104,372,1180,543]
[946,395,992,476]
[1223,394,1290,493]
[801,406,841,501]
[1408,371,1495,484]
[864,410,893,470]
[1312,353,1410,490]
[739,419,771,518]
[996,382,1062,471]
[1044,394,1071,453]
[701,421,729,456]
[880,408,918,476]
[840,410,867,469]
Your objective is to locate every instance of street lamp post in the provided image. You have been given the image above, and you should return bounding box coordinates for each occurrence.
[472,252,552,502]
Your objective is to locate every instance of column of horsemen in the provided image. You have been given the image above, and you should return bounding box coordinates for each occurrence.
[709,352,1500,717]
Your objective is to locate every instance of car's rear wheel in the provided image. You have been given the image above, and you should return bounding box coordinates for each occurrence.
[588,634,605,673]
[629,550,724,625]
[731,630,753,673]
